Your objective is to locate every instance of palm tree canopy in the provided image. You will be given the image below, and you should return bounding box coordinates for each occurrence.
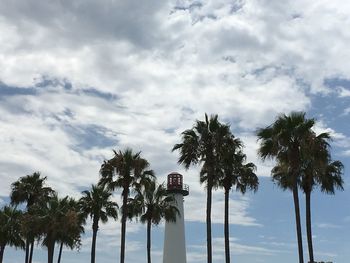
[0,205,25,249]
[173,114,239,186]
[99,148,155,195]
[33,194,83,250]
[79,184,118,224]
[319,160,344,194]
[129,179,179,225]
[10,172,54,208]
[257,112,315,164]
[270,130,344,195]
[219,141,259,193]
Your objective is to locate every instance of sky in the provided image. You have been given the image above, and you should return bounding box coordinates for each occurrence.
[0,0,350,262]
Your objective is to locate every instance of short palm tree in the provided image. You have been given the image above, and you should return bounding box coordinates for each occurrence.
[99,148,154,263]
[79,184,118,263]
[257,112,315,263]
[0,205,25,263]
[173,114,234,263]
[219,151,258,263]
[129,179,178,263]
[34,194,82,263]
[56,197,85,263]
[10,172,54,263]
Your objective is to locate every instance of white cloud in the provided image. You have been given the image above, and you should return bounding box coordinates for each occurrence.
[1,1,350,262]
[337,87,350,97]
[184,180,260,226]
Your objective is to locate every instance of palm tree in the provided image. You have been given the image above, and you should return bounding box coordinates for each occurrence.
[257,112,315,263]
[271,131,344,263]
[99,148,154,263]
[10,172,54,263]
[129,179,178,263]
[56,197,85,263]
[172,113,233,263]
[219,151,258,263]
[79,184,118,263]
[34,194,82,263]
[300,133,344,263]
[0,205,25,263]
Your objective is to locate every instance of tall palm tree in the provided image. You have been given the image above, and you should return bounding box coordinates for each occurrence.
[10,172,54,263]
[99,148,154,263]
[219,151,258,263]
[257,112,315,263]
[172,114,233,263]
[79,184,119,263]
[300,132,344,263]
[129,179,178,263]
[0,205,25,263]
[271,131,344,263]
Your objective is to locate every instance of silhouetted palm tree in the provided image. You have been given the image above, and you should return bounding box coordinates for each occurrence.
[219,151,258,263]
[56,197,85,263]
[129,179,178,263]
[99,148,154,263]
[10,172,54,263]
[0,205,25,263]
[271,130,344,263]
[173,114,233,263]
[34,194,82,263]
[257,112,315,263]
[300,133,344,263]
[79,184,118,263]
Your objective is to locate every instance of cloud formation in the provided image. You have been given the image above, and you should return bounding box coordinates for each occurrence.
[1,1,350,262]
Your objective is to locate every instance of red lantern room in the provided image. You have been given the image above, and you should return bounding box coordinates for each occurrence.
[167,172,189,196]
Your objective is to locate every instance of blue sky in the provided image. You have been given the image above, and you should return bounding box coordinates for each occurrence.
[0,0,350,262]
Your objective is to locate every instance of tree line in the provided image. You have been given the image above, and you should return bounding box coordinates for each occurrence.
[0,112,344,263]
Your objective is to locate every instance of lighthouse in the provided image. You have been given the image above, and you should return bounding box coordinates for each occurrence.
[163,172,189,263]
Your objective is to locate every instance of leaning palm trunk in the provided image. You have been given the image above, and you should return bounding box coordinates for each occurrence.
[224,188,230,263]
[120,186,129,263]
[147,220,152,263]
[206,178,213,263]
[57,241,63,263]
[292,180,304,263]
[305,191,314,263]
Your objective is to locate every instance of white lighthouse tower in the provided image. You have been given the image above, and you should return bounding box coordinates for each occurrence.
[163,172,189,263]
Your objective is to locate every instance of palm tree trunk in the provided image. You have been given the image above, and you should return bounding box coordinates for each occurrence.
[147,219,152,263]
[292,182,304,263]
[57,241,63,263]
[29,240,34,263]
[305,190,314,263]
[91,219,99,263]
[0,245,5,263]
[47,240,55,263]
[120,187,129,263]
[224,188,230,263]
[206,178,213,263]
[25,239,30,263]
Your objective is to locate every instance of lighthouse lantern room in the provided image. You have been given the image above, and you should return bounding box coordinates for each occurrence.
[166,172,189,196]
